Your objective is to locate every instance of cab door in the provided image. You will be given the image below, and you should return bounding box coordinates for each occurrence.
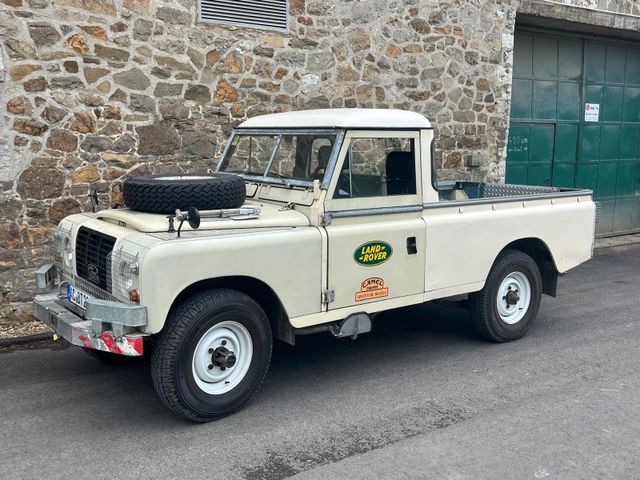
[323,130,426,310]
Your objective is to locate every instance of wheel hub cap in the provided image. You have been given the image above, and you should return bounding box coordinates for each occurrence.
[212,346,237,370]
[504,289,520,306]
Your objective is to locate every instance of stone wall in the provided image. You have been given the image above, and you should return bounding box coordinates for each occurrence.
[0,42,8,184]
[560,0,640,16]
[0,0,638,325]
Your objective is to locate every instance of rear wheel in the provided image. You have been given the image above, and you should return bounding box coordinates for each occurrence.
[469,250,542,342]
[151,289,272,422]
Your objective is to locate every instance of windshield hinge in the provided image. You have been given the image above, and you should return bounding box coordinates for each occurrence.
[322,289,335,304]
[278,202,294,211]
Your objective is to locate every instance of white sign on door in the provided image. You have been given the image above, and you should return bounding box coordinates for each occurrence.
[585,103,600,122]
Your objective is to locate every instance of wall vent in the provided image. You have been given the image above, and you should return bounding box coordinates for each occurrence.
[199,0,288,32]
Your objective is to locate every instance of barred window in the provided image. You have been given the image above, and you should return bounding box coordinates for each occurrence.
[199,0,288,32]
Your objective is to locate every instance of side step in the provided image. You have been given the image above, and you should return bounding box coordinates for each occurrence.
[334,313,372,339]
[294,312,372,341]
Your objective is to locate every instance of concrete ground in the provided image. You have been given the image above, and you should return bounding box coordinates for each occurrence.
[594,232,640,250]
[0,244,638,479]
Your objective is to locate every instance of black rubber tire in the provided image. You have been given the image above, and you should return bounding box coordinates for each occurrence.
[151,289,272,422]
[123,173,246,214]
[469,249,542,343]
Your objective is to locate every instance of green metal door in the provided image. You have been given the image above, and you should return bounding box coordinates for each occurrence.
[507,29,640,236]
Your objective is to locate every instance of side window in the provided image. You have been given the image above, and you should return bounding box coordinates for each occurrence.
[334,137,416,198]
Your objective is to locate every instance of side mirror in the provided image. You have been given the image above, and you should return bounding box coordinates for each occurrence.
[187,207,200,230]
[173,207,201,237]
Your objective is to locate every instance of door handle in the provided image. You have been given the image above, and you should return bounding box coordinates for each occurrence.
[407,237,417,255]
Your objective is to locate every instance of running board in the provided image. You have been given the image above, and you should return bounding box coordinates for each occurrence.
[334,313,372,339]
[293,313,372,340]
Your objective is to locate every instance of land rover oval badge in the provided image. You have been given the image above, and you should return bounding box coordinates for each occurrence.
[87,263,99,280]
[354,241,393,267]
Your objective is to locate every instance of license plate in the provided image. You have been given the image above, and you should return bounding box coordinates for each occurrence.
[67,284,93,310]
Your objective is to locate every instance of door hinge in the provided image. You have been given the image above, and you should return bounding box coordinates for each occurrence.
[322,289,335,304]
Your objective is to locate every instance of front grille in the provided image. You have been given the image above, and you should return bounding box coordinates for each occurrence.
[75,227,116,291]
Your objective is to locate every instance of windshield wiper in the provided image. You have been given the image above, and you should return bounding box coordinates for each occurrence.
[268,169,291,187]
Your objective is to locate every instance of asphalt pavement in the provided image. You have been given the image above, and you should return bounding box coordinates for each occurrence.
[1,244,639,479]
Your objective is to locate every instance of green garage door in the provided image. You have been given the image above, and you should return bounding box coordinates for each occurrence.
[507,29,640,236]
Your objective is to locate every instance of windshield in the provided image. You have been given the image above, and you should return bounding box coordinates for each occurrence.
[219,132,337,184]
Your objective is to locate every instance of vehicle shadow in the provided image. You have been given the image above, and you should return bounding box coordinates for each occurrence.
[1,302,477,428]
[273,301,476,362]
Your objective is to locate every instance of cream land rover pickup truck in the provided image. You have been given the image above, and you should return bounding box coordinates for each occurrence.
[33,109,596,422]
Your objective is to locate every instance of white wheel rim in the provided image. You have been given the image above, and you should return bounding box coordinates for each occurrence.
[192,321,253,395]
[496,271,531,325]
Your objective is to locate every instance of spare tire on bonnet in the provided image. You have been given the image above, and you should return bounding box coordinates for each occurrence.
[123,173,246,214]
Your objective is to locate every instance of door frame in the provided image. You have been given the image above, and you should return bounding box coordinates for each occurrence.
[509,25,640,236]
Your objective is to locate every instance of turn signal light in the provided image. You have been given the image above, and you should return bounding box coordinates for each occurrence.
[129,289,140,303]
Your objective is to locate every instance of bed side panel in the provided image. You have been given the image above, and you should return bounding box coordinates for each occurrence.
[424,198,595,293]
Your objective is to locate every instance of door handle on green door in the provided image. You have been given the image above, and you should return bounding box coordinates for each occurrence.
[407,237,417,255]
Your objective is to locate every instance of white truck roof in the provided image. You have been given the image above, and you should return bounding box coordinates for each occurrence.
[238,108,432,130]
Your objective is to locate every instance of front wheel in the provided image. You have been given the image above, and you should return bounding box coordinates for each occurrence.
[469,249,542,342]
[151,289,272,422]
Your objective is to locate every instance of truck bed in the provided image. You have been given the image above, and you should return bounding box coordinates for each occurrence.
[436,181,589,203]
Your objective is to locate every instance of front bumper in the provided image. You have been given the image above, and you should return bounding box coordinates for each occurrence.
[33,292,148,357]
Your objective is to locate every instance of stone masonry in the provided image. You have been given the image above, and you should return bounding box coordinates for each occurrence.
[0,0,638,326]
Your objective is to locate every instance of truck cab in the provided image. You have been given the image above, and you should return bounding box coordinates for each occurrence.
[222,109,435,315]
